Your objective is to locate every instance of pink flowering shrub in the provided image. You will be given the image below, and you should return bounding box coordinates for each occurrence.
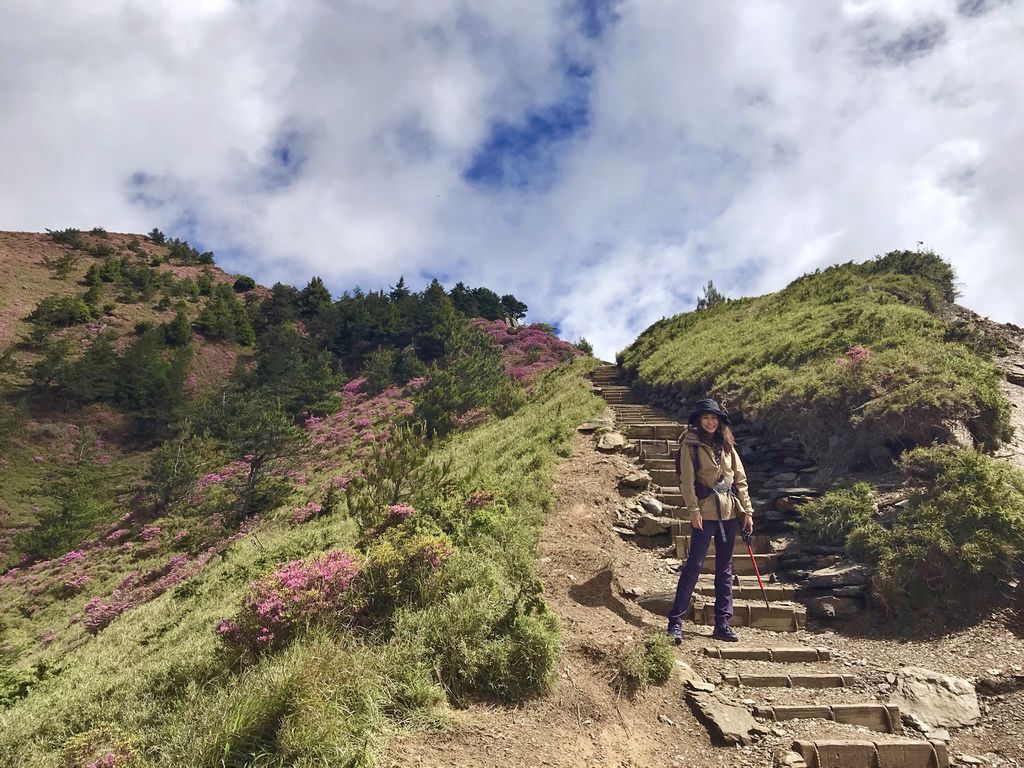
[80,553,205,634]
[216,549,363,656]
[836,344,873,369]
[290,501,323,524]
[58,725,136,768]
[471,319,581,383]
[60,550,87,566]
[63,573,91,595]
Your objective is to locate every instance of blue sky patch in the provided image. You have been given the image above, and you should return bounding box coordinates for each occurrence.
[463,65,591,190]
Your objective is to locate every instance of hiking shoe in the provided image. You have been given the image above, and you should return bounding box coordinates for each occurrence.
[712,624,739,642]
[667,623,683,645]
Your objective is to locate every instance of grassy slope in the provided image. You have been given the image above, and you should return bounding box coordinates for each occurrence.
[0,231,247,570]
[619,252,1011,466]
[0,359,601,767]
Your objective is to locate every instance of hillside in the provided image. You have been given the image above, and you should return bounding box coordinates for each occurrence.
[0,229,591,767]
[2,239,1023,767]
[619,250,1012,471]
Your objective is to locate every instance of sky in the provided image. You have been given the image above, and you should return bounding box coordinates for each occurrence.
[2,0,1022,360]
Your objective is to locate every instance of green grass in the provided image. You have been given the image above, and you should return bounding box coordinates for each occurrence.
[618,251,1012,469]
[0,358,603,766]
[612,632,675,696]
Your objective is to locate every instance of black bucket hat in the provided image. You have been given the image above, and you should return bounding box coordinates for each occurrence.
[687,398,730,426]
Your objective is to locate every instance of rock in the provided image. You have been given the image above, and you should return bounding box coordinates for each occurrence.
[959,755,986,766]
[805,563,871,589]
[774,472,799,482]
[676,661,715,693]
[942,419,975,449]
[686,691,770,746]
[597,432,628,451]
[774,749,808,768]
[636,591,674,615]
[577,421,609,433]
[774,495,816,513]
[832,585,868,597]
[771,487,824,499]
[807,596,862,619]
[658,714,676,726]
[890,667,981,730]
[618,471,651,490]
[929,729,951,742]
[639,496,664,515]
[634,514,674,537]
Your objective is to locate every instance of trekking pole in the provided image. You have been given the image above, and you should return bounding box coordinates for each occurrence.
[742,529,770,609]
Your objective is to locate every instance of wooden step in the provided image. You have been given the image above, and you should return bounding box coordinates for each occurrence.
[642,458,676,471]
[755,704,901,733]
[704,646,831,661]
[694,583,796,601]
[650,468,679,486]
[623,423,684,440]
[702,553,777,576]
[721,672,858,688]
[693,601,805,631]
[677,533,770,558]
[792,739,948,768]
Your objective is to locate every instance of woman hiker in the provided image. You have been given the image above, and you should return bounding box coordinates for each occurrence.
[666,398,754,644]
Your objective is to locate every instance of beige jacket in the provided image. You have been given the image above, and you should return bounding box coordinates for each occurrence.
[677,436,754,521]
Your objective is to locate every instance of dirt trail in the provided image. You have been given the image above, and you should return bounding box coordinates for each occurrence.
[383,429,710,768]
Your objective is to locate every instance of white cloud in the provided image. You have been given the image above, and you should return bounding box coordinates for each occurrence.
[1,1,1022,360]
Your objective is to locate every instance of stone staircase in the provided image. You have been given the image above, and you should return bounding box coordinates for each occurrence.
[589,364,950,768]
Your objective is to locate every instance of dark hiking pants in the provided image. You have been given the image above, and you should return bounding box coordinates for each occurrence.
[668,515,741,627]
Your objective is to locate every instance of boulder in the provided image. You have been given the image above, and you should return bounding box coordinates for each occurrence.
[686,691,770,746]
[775,495,817,513]
[597,432,628,451]
[890,667,981,730]
[676,661,715,693]
[805,563,871,589]
[639,496,664,515]
[634,514,674,537]
[618,471,651,490]
[636,591,674,615]
[807,595,862,619]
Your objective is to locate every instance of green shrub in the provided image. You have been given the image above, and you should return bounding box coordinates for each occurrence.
[819,448,1024,620]
[233,275,256,293]
[28,294,91,327]
[89,226,108,237]
[147,227,165,244]
[195,284,255,345]
[798,482,878,546]
[612,632,675,695]
[43,250,79,279]
[46,227,83,248]
[395,558,561,702]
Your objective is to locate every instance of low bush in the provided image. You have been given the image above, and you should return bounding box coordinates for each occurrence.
[798,482,877,547]
[806,447,1024,620]
[28,294,92,327]
[611,632,675,695]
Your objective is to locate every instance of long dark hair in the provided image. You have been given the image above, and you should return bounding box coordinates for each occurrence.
[697,422,736,453]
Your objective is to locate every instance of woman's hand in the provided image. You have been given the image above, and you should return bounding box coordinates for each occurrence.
[691,510,703,531]
[742,513,754,534]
